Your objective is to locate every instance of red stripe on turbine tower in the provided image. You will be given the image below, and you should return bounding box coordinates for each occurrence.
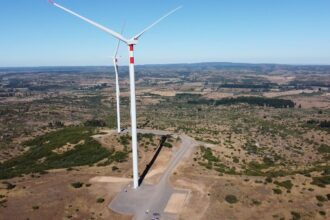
[129,44,134,64]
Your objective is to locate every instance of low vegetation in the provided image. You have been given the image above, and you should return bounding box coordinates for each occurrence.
[71,182,84,188]
[0,126,112,179]
[225,195,238,204]
[32,205,39,210]
[84,119,106,127]
[188,96,295,108]
[311,176,330,187]
[272,188,282,194]
[96,198,105,203]
[274,180,293,191]
[291,211,301,220]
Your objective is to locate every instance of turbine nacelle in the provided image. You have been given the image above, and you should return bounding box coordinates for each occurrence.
[127,39,139,45]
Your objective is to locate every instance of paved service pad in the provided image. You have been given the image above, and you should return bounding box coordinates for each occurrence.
[109,182,188,220]
[109,132,197,220]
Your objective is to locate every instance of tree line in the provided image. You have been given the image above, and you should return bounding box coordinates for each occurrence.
[188,96,295,108]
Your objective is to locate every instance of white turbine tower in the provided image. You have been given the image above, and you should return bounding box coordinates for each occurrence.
[112,23,125,134]
[48,0,181,189]
[113,40,121,133]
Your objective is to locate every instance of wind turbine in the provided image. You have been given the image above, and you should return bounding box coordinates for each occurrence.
[113,39,121,133]
[48,0,181,189]
[113,23,125,134]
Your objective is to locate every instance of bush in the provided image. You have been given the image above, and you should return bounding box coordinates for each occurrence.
[316,195,327,202]
[32,205,39,210]
[291,211,301,220]
[274,180,293,190]
[318,144,330,153]
[200,146,218,162]
[48,121,64,128]
[111,151,128,163]
[233,157,239,163]
[71,182,83,188]
[84,119,106,127]
[319,211,326,216]
[118,135,130,146]
[252,199,261,206]
[2,181,16,190]
[319,120,330,128]
[137,133,155,141]
[0,198,7,207]
[225,195,238,204]
[273,188,282,194]
[265,177,273,183]
[163,142,173,148]
[96,198,105,203]
[311,176,330,187]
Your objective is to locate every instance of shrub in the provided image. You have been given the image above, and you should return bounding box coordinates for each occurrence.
[163,142,173,148]
[291,211,301,220]
[319,120,330,128]
[84,119,106,127]
[118,135,130,146]
[311,176,330,187]
[225,195,238,204]
[319,211,326,216]
[233,157,239,163]
[71,182,83,188]
[273,188,282,194]
[205,163,212,170]
[274,180,293,190]
[32,205,39,210]
[0,198,7,206]
[48,121,64,128]
[265,177,273,183]
[316,195,327,202]
[252,199,261,206]
[137,133,155,141]
[96,198,105,203]
[111,151,128,163]
[112,166,119,171]
[2,181,16,190]
[318,144,330,153]
[200,146,218,162]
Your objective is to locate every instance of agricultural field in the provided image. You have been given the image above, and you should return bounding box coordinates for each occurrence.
[0,63,329,219]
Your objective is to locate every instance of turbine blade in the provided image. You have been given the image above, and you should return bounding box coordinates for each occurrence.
[132,6,182,40]
[113,22,126,58]
[49,0,129,44]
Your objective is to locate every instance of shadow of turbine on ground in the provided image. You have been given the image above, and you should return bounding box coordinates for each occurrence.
[138,135,168,186]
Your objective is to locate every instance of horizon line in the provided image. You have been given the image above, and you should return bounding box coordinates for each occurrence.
[1,61,330,69]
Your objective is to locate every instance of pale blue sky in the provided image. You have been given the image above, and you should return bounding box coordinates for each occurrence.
[0,0,329,67]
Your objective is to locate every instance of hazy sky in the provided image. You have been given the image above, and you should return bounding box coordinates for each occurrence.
[0,0,330,67]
